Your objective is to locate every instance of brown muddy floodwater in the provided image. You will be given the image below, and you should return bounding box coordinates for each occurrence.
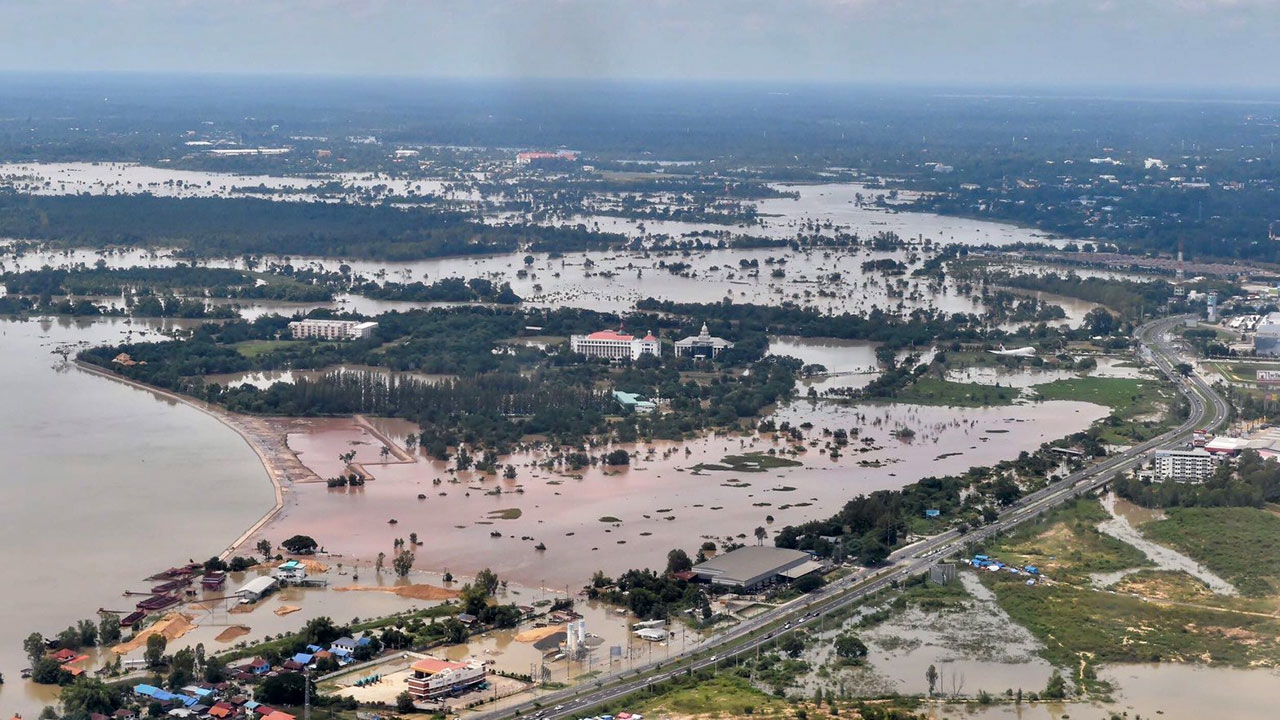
[0,318,275,716]
[250,400,1108,591]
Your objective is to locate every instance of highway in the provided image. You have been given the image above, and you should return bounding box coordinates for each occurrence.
[478,315,1229,720]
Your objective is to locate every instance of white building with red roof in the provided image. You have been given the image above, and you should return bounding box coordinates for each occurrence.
[407,657,487,699]
[570,329,661,361]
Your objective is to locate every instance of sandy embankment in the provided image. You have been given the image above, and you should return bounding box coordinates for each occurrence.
[334,584,460,601]
[514,625,567,643]
[215,625,252,643]
[353,414,416,463]
[113,613,198,654]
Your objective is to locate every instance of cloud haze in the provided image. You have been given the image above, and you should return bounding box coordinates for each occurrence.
[2,0,1277,86]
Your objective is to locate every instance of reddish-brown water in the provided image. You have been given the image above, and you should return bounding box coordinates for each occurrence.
[250,401,1108,589]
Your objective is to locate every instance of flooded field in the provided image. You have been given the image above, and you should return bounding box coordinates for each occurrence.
[920,664,1280,720]
[250,400,1108,590]
[1091,493,1236,594]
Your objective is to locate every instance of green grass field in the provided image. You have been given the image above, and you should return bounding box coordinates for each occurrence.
[984,571,1280,666]
[1143,507,1280,597]
[979,498,1151,583]
[1032,377,1150,410]
[636,674,789,718]
[232,339,303,358]
[892,377,1019,407]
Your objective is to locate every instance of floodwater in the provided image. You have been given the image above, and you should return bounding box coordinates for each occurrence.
[551,183,1061,248]
[1091,493,1236,595]
[0,318,275,716]
[920,664,1280,720]
[203,366,455,391]
[0,162,456,203]
[801,573,1054,699]
[249,401,1108,591]
[767,336,882,393]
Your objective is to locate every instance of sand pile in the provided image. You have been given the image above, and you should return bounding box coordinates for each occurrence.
[215,625,252,643]
[274,605,302,616]
[272,557,330,573]
[334,584,460,601]
[113,613,197,654]
[514,625,567,643]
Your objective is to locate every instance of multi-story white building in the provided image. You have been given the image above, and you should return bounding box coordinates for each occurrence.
[1152,448,1216,482]
[570,330,660,361]
[674,322,734,358]
[407,657,487,700]
[287,319,379,341]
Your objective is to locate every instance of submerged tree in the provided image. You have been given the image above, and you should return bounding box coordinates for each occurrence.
[393,550,415,577]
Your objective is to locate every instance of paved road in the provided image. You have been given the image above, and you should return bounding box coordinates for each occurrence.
[479,315,1228,720]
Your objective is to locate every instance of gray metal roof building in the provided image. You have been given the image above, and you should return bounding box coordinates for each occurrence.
[692,546,816,591]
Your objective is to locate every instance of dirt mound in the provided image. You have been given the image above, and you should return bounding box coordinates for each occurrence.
[113,613,197,654]
[215,625,252,643]
[334,583,460,601]
[274,605,302,616]
[271,557,330,573]
[514,625,566,643]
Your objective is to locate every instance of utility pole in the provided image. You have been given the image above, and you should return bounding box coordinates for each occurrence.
[303,666,311,720]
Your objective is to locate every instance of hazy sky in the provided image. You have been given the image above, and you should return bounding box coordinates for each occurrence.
[3,0,1277,87]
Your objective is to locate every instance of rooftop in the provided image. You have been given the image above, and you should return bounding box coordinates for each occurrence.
[693,546,812,584]
[411,657,472,675]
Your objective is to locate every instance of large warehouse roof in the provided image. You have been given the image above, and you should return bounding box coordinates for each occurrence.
[693,546,812,586]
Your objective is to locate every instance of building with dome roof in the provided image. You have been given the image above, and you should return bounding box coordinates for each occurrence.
[570,329,661,361]
[675,322,734,358]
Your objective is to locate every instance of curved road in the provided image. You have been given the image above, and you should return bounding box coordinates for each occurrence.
[479,315,1228,720]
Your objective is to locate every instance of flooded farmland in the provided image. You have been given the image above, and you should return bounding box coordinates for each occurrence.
[249,399,1109,591]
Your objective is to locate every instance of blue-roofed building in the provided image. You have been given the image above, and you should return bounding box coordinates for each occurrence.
[306,645,323,653]
[292,653,314,665]
[134,684,162,698]
[331,637,358,653]
[355,637,372,648]
[925,509,941,518]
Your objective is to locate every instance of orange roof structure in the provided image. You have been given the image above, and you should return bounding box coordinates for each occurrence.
[410,657,469,675]
[585,330,634,342]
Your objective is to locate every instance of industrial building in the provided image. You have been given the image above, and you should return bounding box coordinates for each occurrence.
[236,576,277,603]
[692,546,822,591]
[1254,312,1280,355]
[674,322,734,358]
[570,330,660,361]
[1152,448,1216,482]
[287,318,379,341]
[406,657,487,700]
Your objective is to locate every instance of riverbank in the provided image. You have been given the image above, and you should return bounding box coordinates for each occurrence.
[73,359,298,559]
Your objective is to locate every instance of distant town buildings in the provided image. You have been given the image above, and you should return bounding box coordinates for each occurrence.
[516,150,578,165]
[570,329,660,361]
[674,322,734,358]
[1152,448,1216,482]
[288,318,378,341]
[407,657,487,700]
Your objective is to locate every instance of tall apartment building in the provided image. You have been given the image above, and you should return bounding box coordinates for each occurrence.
[1152,448,1216,482]
[287,319,378,341]
[570,329,660,361]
